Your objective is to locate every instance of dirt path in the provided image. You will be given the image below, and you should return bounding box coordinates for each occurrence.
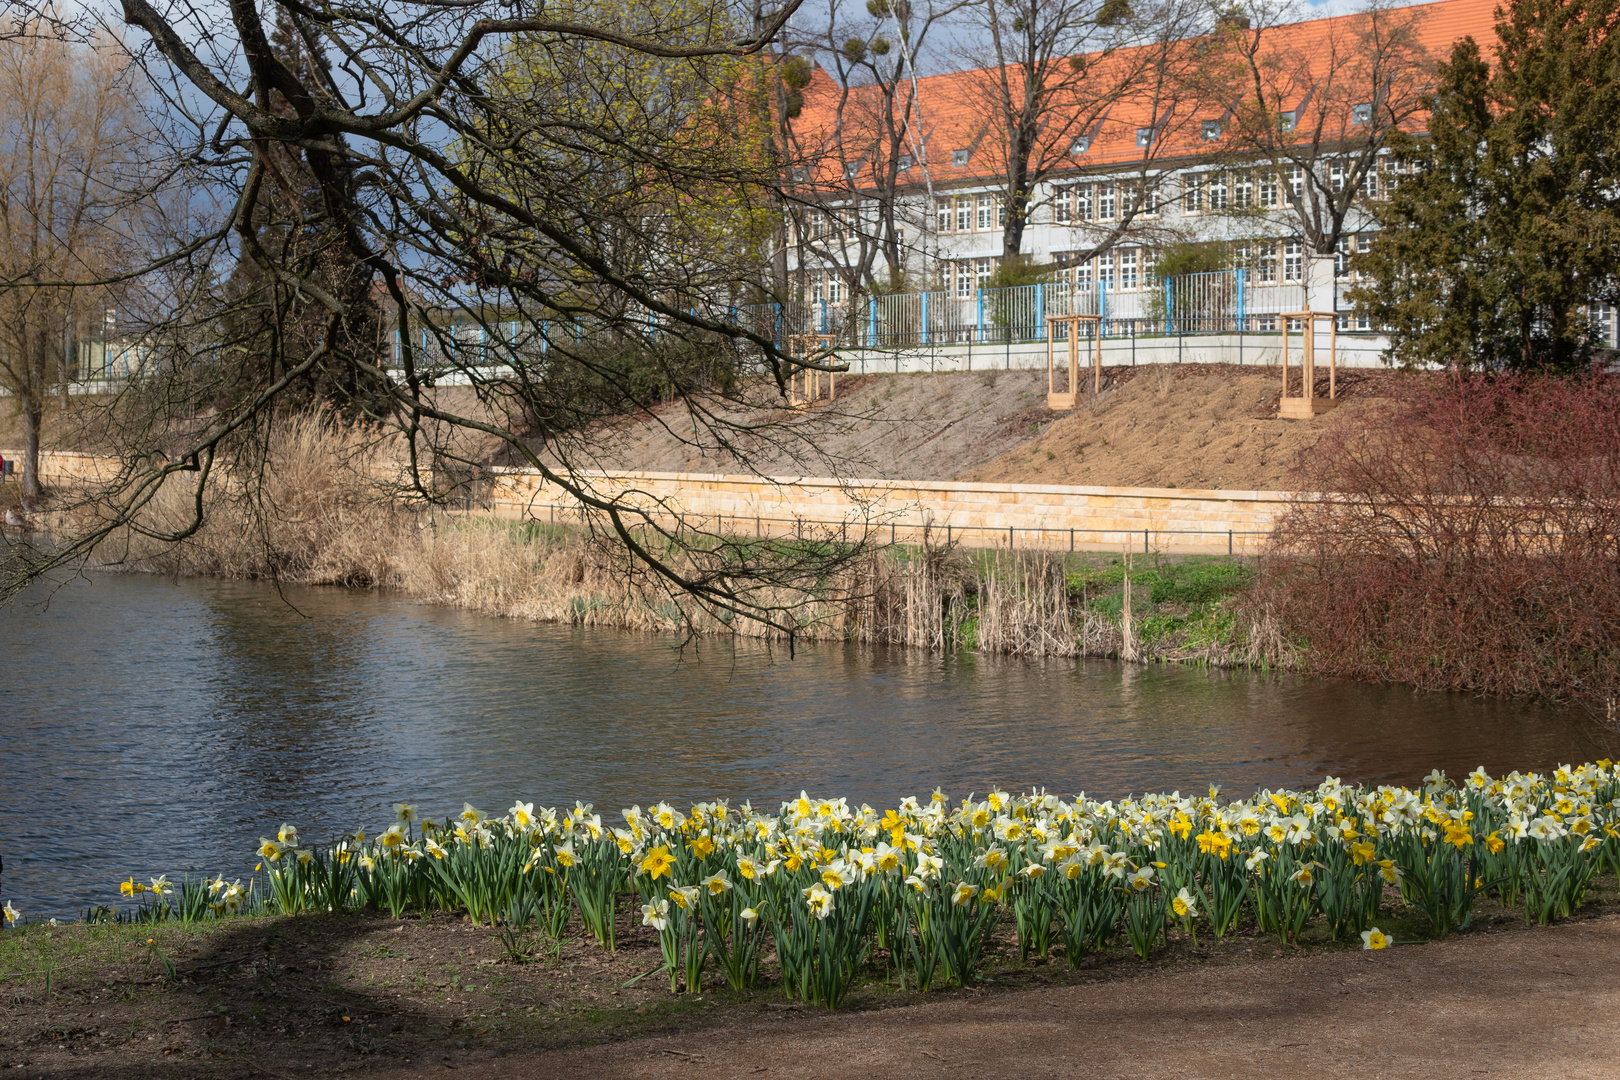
[376,913,1620,1080]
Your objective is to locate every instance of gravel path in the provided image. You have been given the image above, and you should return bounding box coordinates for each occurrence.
[378,913,1620,1080]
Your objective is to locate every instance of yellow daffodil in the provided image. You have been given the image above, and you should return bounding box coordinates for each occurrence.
[805,885,835,919]
[640,844,675,881]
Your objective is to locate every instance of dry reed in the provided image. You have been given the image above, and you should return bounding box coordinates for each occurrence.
[92,414,1276,667]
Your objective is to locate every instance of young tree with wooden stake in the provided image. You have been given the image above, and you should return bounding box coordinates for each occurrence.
[1216,0,1436,313]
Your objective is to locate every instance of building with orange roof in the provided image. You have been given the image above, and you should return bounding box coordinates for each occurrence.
[778,0,1510,348]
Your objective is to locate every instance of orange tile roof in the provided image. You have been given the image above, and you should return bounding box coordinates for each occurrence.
[789,0,1499,189]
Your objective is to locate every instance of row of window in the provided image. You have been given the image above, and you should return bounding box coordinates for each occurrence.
[813,156,1410,244]
[803,234,1377,303]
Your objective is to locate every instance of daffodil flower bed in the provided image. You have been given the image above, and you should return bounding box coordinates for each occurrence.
[84,761,1620,1010]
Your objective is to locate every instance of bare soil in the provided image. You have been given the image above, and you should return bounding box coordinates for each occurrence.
[2,885,1614,1079]
[6,366,1415,493]
[547,365,1412,491]
[963,364,1411,491]
[546,370,1069,482]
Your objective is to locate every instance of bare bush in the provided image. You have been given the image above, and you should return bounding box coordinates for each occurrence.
[1253,372,1620,709]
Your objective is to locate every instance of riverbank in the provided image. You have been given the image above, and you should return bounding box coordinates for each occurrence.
[2,891,1616,1078]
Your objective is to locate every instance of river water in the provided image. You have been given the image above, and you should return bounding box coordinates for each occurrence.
[1,574,1614,919]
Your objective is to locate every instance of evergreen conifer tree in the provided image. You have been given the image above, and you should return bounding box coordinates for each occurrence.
[1350,0,1620,370]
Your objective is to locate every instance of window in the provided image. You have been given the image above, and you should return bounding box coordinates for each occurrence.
[1121,183,1157,218]
[1182,174,1203,213]
[1098,250,1116,288]
[1352,102,1372,125]
[1207,173,1228,211]
[936,198,951,232]
[956,260,974,297]
[1279,110,1296,133]
[1335,235,1351,278]
[1202,120,1222,140]
[1259,171,1278,208]
[1283,239,1304,283]
[952,148,969,167]
[1358,163,1376,200]
[976,257,994,291]
[1119,248,1138,290]
[1257,241,1277,284]
[1233,171,1254,208]
[1286,164,1305,202]
[811,273,824,303]
[1379,157,1405,198]
[997,196,1006,227]
[1141,247,1156,282]
[898,154,913,172]
[1070,136,1089,155]
[1077,184,1094,222]
[791,167,808,182]
[1096,183,1116,221]
[827,273,843,304]
[844,160,861,179]
[1054,186,1072,223]
[976,194,993,231]
[1136,127,1154,148]
[956,196,971,232]
[1329,160,1346,193]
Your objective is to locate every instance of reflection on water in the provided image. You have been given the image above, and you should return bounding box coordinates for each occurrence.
[2,574,1613,918]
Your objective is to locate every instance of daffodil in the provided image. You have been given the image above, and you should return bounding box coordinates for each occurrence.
[640,844,675,881]
[509,801,536,829]
[804,885,835,919]
[1172,887,1198,919]
[701,870,733,896]
[394,802,416,824]
[1361,927,1390,950]
[951,881,979,906]
[641,898,669,931]
[278,824,300,846]
[740,906,761,926]
[554,841,577,869]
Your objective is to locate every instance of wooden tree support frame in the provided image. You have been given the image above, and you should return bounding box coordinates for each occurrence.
[787,334,837,408]
[1046,313,1103,410]
[1278,311,1340,420]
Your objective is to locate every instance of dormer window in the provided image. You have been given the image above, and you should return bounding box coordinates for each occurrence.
[898,154,913,171]
[1351,102,1372,125]
[1136,128,1153,148]
[1202,120,1221,140]
[1070,136,1089,155]
[791,167,809,182]
[1280,111,1297,132]
[952,148,969,167]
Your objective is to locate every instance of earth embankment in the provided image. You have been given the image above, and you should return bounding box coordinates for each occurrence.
[548,364,1404,490]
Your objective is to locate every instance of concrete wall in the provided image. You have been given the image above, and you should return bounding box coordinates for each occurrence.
[489,469,1294,555]
[10,454,1296,555]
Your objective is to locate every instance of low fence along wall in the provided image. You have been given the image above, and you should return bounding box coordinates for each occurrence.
[489,470,1293,555]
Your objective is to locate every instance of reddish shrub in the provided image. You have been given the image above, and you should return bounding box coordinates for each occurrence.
[1255,372,1620,709]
